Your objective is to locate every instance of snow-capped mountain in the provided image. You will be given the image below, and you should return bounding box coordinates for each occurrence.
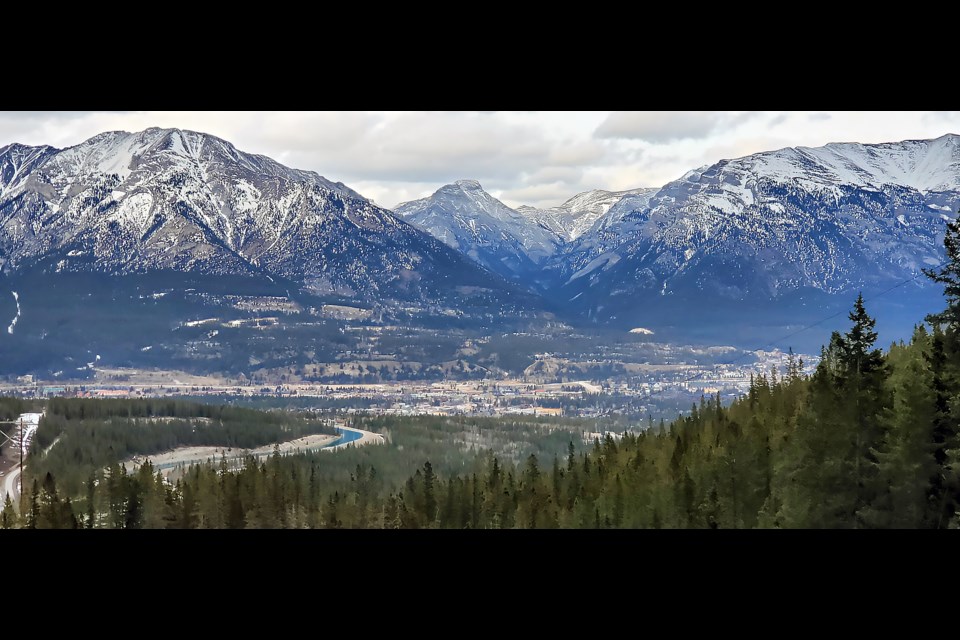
[518,188,656,241]
[393,180,562,282]
[0,128,514,302]
[552,134,960,323]
[4,127,959,364]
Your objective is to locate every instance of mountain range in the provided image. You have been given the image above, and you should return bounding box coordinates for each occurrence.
[0,128,536,377]
[1,127,959,376]
[399,135,960,334]
[0,128,520,303]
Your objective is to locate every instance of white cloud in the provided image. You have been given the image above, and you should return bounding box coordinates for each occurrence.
[499,182,580,208]
[2,111,959,210]
[595,111,725,142]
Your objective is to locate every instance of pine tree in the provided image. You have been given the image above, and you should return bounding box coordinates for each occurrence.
[612,473,624,528]
[552,456,562,503]
[777,333,852,527]
[27,478,39,529]
[924,328,957,527]
[785,347,803,381]
[522,454,542,528]
[470,473,481,529]
[441,477,456,528]
[137,465,169,529]
[864,329,937,527]
[85,472,97,529]
[422,461,436,526]
[836,294,889,525]
[1,495,16,529]
[60,498,78,529]
[923,210,960,329]
[922,212,960,526]
[384,494,399,529]
[37,472,62,529]
[838,294,884,375]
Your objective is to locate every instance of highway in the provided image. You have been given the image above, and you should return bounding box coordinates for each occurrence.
[1,412,43,504]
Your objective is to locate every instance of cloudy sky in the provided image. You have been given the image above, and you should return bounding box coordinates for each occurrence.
[2,111,958,209]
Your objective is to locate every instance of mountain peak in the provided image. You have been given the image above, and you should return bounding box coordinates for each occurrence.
[395,178,562,280]
[453,179,483,190]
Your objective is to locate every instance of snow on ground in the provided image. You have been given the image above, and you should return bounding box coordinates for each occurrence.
[567,252,620,283]
[184,318,219,327]
[7,291,20,335]
[578,381,603,394]
[18,413,42,450]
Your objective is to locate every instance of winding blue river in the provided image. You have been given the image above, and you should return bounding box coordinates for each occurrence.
[323,427,363,448]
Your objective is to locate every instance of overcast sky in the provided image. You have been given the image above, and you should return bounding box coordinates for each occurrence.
[2,111,958,209]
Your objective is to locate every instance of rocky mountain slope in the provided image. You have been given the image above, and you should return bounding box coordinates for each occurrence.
[0,128,541,378]
[549,135,960,326]
[518,187,656,241]
[0,128,516,303]
[394,180,562,282]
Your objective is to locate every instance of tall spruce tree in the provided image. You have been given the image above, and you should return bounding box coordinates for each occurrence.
[777,336,850,527]
[836,294,888,525]
[923,210,960,526]
[864,328,937,528]
[1,495,16,529]
[924,212,960,329]
[777,298,888,529]
[422,461,436,526]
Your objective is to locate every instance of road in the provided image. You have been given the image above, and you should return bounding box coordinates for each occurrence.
[2,466,22,504]
[1,412,43,504]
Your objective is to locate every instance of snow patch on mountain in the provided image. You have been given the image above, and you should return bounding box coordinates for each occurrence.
[567,252,620,283]
[553,134,960,312]
[7,291,19,335]
[743,134,960,193]
[521,188,657,241]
